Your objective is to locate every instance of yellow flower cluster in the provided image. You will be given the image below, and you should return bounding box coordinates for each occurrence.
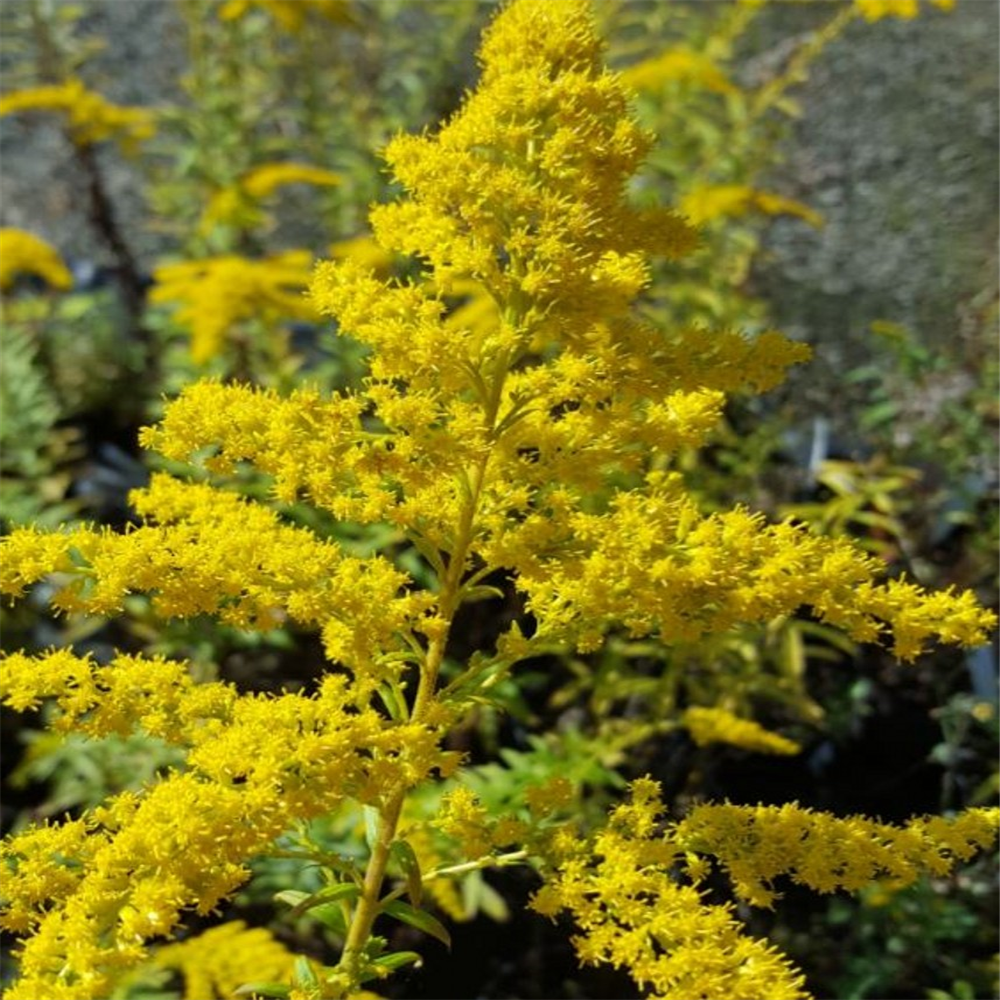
[532,779,811,1000]
[150,251,319,362]
[0,3,994,997]
[219,0,356,32]
[322,1,698,322]
[682,706,801,756]
[0,648,449,998]
[241,162,342,200]
[436,787,496,861]
[0,0,989,693]
[199,162,341,235]
[328,233,395,276]
[0,475,436,686]
[506,486,994,658]
[853,0,954,21]
[680,184,823,228]
[0,77,154,152]
[620,47,737,95]
[675,800,1000,907]
[533,779,999,999]
[303,0,989,664]
[153,921,297,1000]
[0,228,73,291]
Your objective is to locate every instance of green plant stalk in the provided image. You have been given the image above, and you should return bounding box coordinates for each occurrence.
[334,362,504,989]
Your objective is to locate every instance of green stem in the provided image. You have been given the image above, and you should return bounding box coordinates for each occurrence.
[424,849,528,882]
[334,362,504,990]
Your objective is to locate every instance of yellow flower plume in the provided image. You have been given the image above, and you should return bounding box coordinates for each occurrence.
[0,77,154,152]
[0,228,73,291]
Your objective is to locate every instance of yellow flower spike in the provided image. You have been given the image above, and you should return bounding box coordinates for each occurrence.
[198,162,342,234]
[674,800,1000,903]
[150,252,319,363]
[219,0,356,32]
[153,921,298,1000]
[0,78,154,152]
[853,0,956,20]
[621,46,739,95]
[0,649,447,996]
[241,162,342,200]
[680,184,824,228]
[683,706,802,756]
[0,229,73,291]
[536,781,999,999]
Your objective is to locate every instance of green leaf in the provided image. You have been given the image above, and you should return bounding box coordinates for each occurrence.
[463,872,509,922]
[408,532,446,576]
[859,400,900,431]
[234,982,291,998]
[370,951,423,973]
[292,957,319,990]
[274,890,310,909]
[377,680,408,722]
[293,883,361,917]
[460,584,506,604]
[390,839,423,908]
[308,902,349,935]
[380,899,452,949]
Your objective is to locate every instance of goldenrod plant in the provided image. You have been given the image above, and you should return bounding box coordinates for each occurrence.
[1,3,996,999]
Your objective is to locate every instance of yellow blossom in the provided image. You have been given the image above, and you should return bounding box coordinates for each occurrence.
[153,921,297,1000]
[150,251,319,362]
[329,233,395,276]
[674,800,1000,907]
[437,787,493,860]
[680,184,823,228]
[0,77,154,152]
[683,706,801,755]
[219,0,356,31]
[242,162,342,199]
[535,780,999,998]
[0,229,73,291]
[0,475,436,682]
[853,0,955,20]
[0,3,994,998]
[525,776,576,818]
[198,162,341,234]
[620,47,737,95]
[533,781,811,1000]
[1,648,447,996]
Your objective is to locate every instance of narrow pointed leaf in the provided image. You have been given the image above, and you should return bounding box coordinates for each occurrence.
[274,890,310,909]
[234,982,291,998]
[308,902,349,935]
[390,839,423,908]
[371,951,423,973]
[282,882,361,917]
[292,957,319,990]
[380,898,451,949]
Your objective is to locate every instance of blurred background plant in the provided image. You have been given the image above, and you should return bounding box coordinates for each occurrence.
[0,1,996,997]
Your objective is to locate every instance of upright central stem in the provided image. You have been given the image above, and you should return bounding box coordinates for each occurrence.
[335,382,500,992]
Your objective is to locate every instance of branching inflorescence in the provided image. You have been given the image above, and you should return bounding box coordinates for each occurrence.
[0,2,995,998]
